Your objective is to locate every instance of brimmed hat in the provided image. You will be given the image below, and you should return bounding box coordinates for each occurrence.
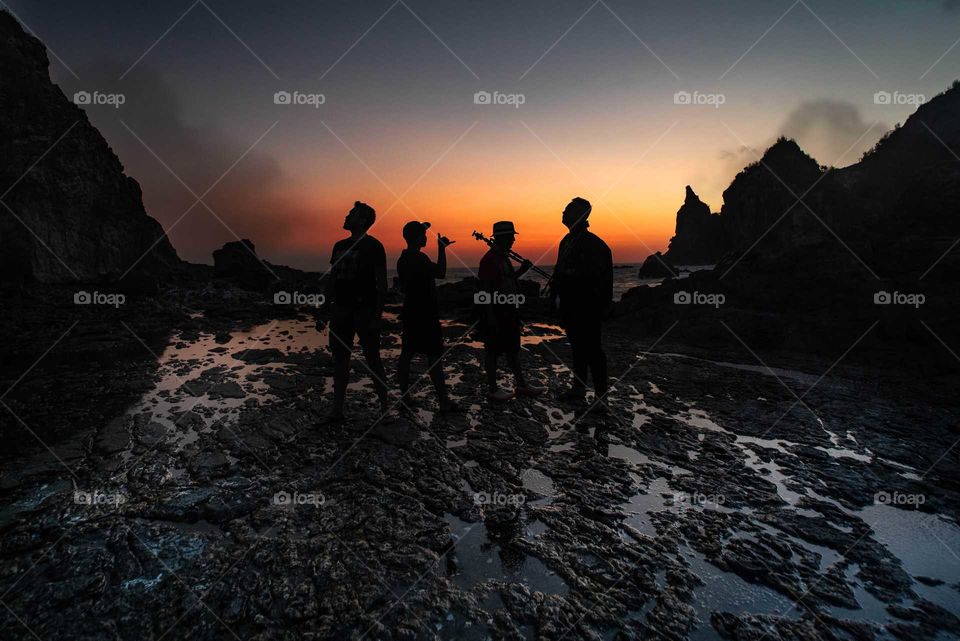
[492,221,518,237]
[402,220,431,241]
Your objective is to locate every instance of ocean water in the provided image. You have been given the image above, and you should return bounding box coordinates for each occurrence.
[389,263,715,301]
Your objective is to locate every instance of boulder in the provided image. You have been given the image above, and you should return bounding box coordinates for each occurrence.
[637,252,678,279]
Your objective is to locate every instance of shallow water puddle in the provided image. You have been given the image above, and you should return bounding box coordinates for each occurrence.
[124,316,325,451]
[445,513,569,596]
[858,505,960,613]
[684,547,797,640]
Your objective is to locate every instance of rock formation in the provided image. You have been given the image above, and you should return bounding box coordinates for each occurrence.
[663,186,725,265]
[637,252,678,278]
[0,10,179,284]
[719,137,826,255]
[621,82,960,366]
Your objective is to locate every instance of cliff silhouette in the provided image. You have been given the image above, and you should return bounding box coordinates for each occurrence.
[0,10,179,286]
[660,82,960,271]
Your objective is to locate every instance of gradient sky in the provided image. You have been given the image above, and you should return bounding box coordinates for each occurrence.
[7,0,959,268]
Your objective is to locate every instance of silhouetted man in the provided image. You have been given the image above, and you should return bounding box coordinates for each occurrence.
[396,221,460,412]
[478,221,545,402]
[324,201,390,422]
[553,197,613,409]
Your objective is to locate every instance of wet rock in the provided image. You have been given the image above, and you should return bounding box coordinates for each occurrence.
[371,418,420,446]
[208,381,245,399]
[233,348,285,364]
[134,421,168,448]
[95,417,130,454]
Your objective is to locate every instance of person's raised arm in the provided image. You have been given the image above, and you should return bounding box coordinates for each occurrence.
[435,234,450,279]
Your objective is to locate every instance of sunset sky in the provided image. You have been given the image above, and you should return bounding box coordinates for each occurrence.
[8,0,959,268]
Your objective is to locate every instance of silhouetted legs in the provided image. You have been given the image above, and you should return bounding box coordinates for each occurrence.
[565,315,607,403]
[398,349,450,407]
[485,350,528,393]
[330,307,389,419]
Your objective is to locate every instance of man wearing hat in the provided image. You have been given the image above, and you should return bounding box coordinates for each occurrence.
[477,221,545,402]
[552,197,613,410]
[324,201,390,422]
[396,220,460,412]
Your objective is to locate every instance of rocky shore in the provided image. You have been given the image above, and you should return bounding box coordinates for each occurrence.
[1,292,958,641]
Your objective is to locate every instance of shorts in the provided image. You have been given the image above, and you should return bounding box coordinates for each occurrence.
[329,305,380,358]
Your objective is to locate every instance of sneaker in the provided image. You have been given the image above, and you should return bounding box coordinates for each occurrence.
[487,388,514,402]
[516,383,546,397]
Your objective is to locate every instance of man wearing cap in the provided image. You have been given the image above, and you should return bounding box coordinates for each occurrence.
[477,221,544,402]
[553,197,613,410]
[396,221,460,412]
[324,201,390,422]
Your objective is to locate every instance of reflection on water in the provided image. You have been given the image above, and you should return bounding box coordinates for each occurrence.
[859,505,960,614]
[445,513,569,596]
[685,548,797,641]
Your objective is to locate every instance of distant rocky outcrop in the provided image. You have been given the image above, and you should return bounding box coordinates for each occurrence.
[662,186,725,265]
[213,239,261,280]
[210,239,321,293]
[0,10,179,284]
[637,252,678,278]
[620,82,960,368]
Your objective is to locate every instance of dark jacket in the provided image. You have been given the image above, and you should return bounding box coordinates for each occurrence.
[554,224,613,318]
